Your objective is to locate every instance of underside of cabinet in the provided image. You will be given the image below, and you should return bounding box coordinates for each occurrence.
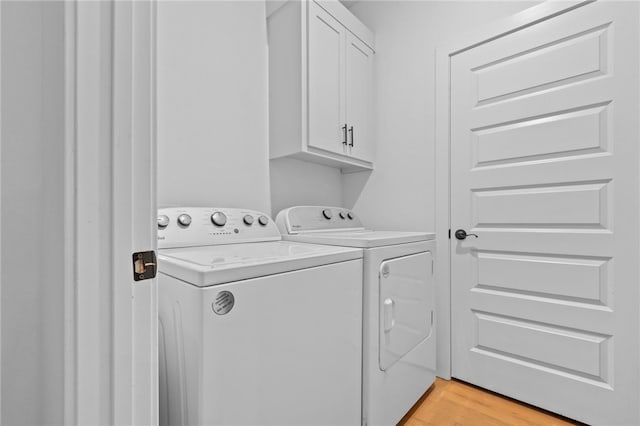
[272,148,373,173]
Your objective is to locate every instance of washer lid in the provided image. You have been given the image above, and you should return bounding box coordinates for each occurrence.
[281,230,435,248]
[158,241,363,287]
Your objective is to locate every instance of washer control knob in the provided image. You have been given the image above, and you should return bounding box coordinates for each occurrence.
[339,211,346,219]
[157,215,170,229]
[347,212,354,220]
[210,211,227,227]
[322,209,333,220]
[258,215,269,226]
[177,214,192,227]
[243,215,254,226]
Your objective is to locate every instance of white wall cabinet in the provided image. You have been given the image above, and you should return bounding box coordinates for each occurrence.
[268,0,375,172]
[345,31,374,163]
[307,2,347,158]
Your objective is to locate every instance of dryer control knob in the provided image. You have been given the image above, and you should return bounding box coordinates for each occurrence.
[322,209,333,220]
[211,211,227,227]
[258,215,269,226]
[243,215,254,226]
[347,212,354,220]
[177,214,192,227]
[339,211,346,219]
[157,215,170,229]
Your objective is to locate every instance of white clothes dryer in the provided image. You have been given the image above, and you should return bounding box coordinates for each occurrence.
[158,207,364,426]
[276,206,436,426]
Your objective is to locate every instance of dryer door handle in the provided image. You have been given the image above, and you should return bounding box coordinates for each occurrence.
[383,298,395,332]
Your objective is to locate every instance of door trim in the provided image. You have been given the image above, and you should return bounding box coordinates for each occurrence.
[64,1,158,424]
[0,1,3,421]
[433,0,591,380]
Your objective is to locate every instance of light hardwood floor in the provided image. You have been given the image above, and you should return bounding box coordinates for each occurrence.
[398,378,582,426]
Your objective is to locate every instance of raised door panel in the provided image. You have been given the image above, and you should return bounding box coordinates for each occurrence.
[307,1,347,156]
[346,32,374,163]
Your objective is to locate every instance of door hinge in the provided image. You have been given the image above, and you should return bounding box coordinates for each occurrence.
[448,228,451,239]
[133,250,157,281]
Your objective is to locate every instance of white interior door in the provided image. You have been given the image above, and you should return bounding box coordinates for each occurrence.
[307,1,347,156]
[450,2,640,425]
[346,32,374,162]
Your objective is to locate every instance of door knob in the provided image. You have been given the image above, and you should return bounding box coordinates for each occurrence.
[455,229,478,240]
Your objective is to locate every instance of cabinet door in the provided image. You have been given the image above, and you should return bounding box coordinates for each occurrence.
[346,32,374,162]
[307,1,347,156]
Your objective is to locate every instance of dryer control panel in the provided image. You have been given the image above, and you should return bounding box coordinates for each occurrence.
[157,207,281,249]
[276,206,365,234]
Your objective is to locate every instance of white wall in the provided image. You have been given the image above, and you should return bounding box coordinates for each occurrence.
[1,2,65,424]
[270,158,343,216]
[157,0,271,214]
[156,0,347,218]
[343,1,539,231]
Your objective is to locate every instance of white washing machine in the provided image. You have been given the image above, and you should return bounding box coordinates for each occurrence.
[157,207,364,426]
[276,206,436,426]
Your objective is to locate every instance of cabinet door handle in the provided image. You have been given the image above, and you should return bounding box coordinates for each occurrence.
[342,124,348,146]
[348,126,354,147]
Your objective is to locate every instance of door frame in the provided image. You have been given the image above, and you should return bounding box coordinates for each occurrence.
[433,0,591,380]
[64,1,157,424]
[0,1,3,420]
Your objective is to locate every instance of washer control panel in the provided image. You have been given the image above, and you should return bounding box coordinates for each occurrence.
[275,206,364,234]
[158,207,281,249]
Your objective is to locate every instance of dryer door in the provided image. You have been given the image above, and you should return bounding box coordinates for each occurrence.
[379,251,434,371]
